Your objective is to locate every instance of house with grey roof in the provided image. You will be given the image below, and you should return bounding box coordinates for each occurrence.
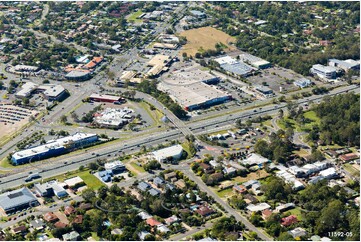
[242,180,260,189]
[137,181,151,192]
[148,188,161,197]
[153,177,165,187]
[29,219,46,231]
[62,231,80,241]
[0,187,39,215]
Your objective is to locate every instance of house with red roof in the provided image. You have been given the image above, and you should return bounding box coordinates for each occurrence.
[146,217,161,227]
[281,215,298,227]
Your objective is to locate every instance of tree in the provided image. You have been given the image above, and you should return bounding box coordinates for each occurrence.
[262,177,292,201]
[278,109,284,119]
[254,140,272,159]
[60,115,67,124]
[71,112,79,122]
[98,185,109,199]
[107,71,116,80]
[0,81,4,89]
[82,188,96,202]
[315,200,345,236]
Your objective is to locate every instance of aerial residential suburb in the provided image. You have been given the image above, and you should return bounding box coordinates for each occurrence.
[0,1,359,241]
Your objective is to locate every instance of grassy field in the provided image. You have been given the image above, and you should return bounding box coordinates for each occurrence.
[128,10,143,22]
[343,163,360,178]
[77,170,105,190]
[127,161,145,174]
[278,110,321,132]
[179,27,236,56]
[232,170,270,183]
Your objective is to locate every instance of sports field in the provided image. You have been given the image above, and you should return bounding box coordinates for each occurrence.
[179,27,236,57]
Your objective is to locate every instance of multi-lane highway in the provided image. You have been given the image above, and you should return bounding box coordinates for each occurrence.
[0,83,358,190]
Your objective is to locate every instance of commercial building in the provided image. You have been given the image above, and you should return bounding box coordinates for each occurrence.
[215,56,255,77]
[16,82,67,101]
[94,107,134,128]
[294,78,312,88]
[153,43,178,50]
[190,10,206,18]
[34,181,68,198]
[158,34,179,43]
[310,64,337,79]
[65,70,91,81]
[146,54,174,77]
[0,187,39,215]
[158,69,231,111]
[238,53,271,69]
[13,65,39,72]
[89,93,124,103]
[328,59,360,72]
[11,133,98,165]
[152,144,184,163]
[253,85,274,98]
[104,160,126,174]
[159,82,231,111]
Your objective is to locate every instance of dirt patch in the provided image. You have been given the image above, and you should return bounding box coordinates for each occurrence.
[179,27,236,57]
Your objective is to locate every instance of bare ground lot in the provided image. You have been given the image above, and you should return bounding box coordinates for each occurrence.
[179,27,236,57]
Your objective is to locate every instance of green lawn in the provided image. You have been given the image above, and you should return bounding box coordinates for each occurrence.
[215,187,234,199]
[128,10,143,22]
[90,232,100,241]
[286,207,304,221]
[77,170,105,190]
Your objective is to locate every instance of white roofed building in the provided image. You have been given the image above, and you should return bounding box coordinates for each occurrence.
[152,145,184,163]
[11,133,98,165]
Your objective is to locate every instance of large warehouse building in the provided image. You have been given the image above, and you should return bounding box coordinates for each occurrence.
[16,82,67,101]
[158,68,231,111]
[11,133,98,165]
[0,187,39,215]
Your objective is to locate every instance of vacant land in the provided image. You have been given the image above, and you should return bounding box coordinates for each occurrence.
[128,10,143,23]
[232,170,270,183]
[179,27,236,56]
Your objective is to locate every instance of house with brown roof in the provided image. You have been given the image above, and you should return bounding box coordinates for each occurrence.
[164,171,177,181]
[54,221,67,229]
[195,204,215,217]
[12,225,27,235]
[146,217,161,227]
[78,203,92,210]
[174,179,186,189]
[243,194,259,204]
[262,209,273,220]
[281,215,298,227]
[64,206,76,216]
[199,163,214,174]
[233,185,247,194]
[43,212,59,223]
[210,172,224,183]
[339,153,359,162]
[72,215,83,224]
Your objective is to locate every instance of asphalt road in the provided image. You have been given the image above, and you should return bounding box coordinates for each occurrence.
[0,84,359,187]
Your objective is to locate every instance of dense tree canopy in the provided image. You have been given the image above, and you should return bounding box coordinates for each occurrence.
[313,93,360,146]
